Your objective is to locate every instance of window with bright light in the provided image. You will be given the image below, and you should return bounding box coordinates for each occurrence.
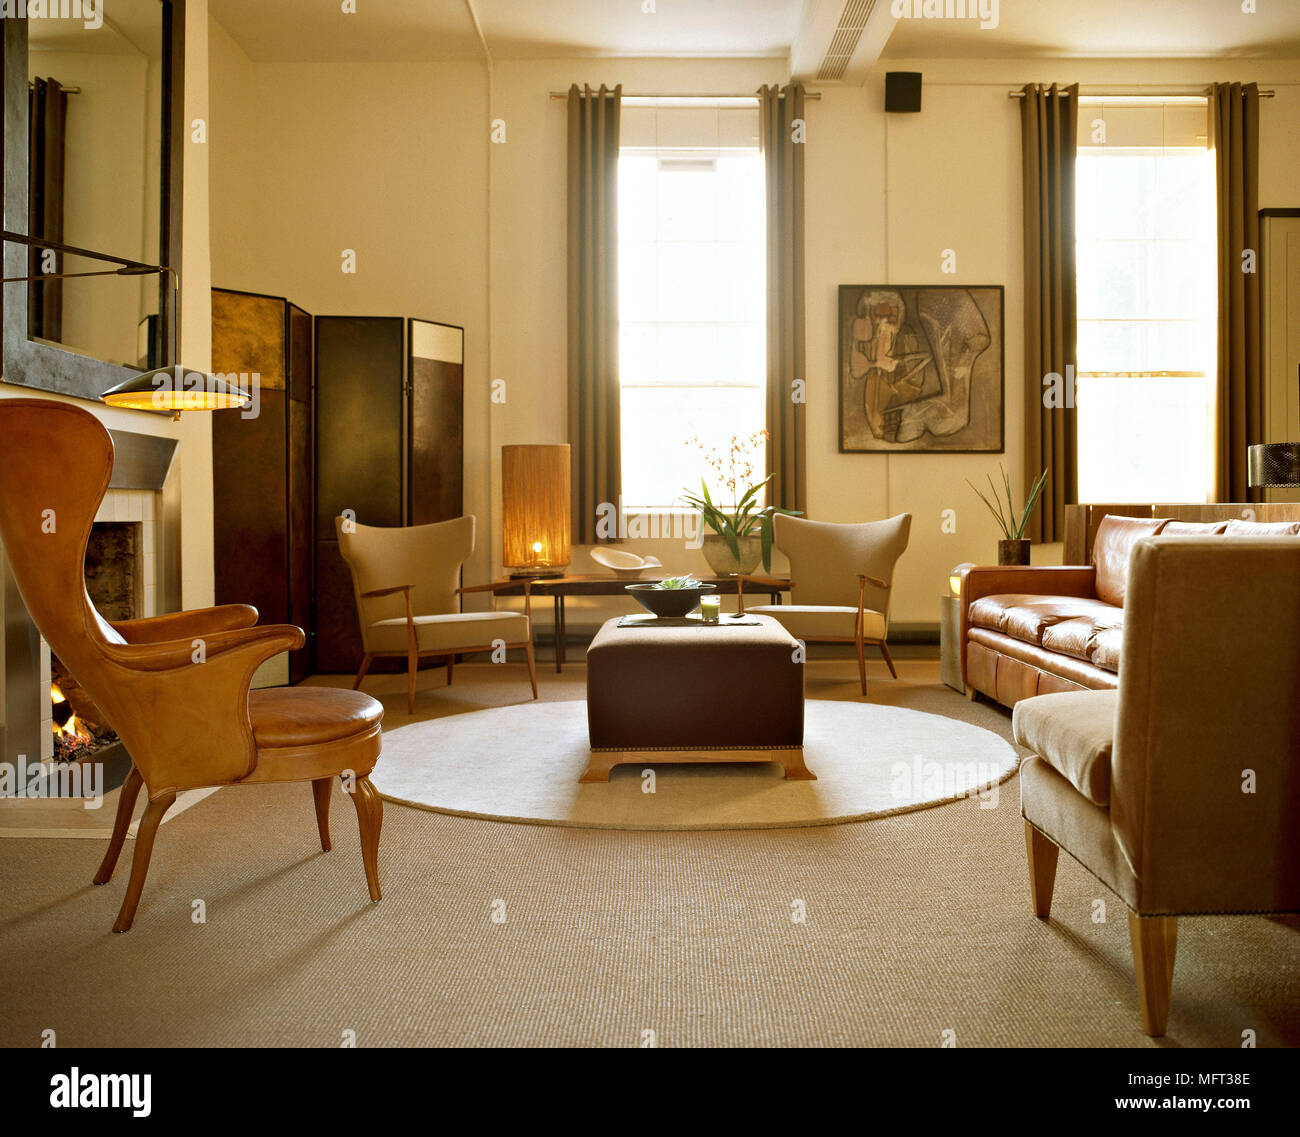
[1075,98,1217,503]
[618,100,766,508]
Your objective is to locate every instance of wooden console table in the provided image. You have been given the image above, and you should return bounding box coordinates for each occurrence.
[461,574,792,672]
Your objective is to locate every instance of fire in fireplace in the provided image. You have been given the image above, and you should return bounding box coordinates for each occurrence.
[47,520,139,762]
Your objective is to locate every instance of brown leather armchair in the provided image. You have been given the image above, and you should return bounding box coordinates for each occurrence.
[0,400,385,932]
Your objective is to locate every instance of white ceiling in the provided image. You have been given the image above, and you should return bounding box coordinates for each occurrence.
[881,0,1300,60]
[207,0,1300,66]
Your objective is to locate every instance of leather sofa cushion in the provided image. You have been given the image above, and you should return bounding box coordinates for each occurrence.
[969,594,1119,647]
[1012,689,1118,806]
[968,627,1120,690]
[1093,515,1170,607]
[1224,518,1300,536]
[1091,627,1124,673]
[1161,520,1228,535]
[249,687,383,748]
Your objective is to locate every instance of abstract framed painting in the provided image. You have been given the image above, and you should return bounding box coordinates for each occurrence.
[838,284,1005,453]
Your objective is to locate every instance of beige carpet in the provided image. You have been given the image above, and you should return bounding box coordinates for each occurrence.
[0,661,1295,1047]
[374,699,1018,829]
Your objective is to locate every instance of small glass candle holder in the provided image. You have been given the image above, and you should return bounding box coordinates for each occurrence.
[699,595,721,624]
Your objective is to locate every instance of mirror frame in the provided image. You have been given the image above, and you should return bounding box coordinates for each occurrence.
[1,0,184,402]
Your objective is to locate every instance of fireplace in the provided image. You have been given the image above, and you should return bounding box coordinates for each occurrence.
[48,515,150,764]
[1,427,181,792]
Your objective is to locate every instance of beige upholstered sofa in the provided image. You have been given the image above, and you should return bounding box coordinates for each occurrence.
[1012,535,1300,1035]
[960,505,1300,708]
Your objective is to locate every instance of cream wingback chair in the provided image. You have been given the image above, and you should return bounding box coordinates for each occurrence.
[744,513,912,695]
[1014,536,1300,1037]
[337,515,537,712]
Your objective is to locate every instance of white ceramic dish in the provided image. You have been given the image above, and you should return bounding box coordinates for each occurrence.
[590,549,663,580]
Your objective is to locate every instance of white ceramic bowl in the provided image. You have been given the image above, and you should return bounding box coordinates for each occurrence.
[590,549,663,580]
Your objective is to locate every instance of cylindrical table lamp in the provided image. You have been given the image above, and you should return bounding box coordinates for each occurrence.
[503,444,571,577]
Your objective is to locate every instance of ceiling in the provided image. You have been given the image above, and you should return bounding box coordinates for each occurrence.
[207,0,1300,67]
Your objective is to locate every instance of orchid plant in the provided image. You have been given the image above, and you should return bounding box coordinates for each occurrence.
[679,430,801,574]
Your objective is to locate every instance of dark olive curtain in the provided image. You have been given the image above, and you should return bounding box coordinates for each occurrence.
[758,83,806,516]
[1212,82,1263,504]
[1020,82,1078,542]
[567,83,622,544]
[28,76,68,342]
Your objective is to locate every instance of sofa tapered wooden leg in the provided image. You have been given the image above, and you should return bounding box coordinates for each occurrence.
[111,791,175,933]
[1128,911,1178,1037]
[524,639,538,699]
[1024,820,1059,919]
[351,776,383,903]
[94,765,143,885]
[312,777,333,851]
[352,653,373,692]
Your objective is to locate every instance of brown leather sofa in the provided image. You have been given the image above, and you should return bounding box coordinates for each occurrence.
[960,507,1300,709]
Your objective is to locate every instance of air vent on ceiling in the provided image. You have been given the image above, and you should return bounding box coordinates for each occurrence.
[816,0,877,82]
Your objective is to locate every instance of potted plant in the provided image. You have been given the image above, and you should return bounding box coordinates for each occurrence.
[966,465,1049,566]
[679,431,801,575]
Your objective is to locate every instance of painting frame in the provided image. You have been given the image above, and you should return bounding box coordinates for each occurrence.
[838,283,1005,454]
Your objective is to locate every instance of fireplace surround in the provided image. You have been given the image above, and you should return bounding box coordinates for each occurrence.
[1,426,180,778]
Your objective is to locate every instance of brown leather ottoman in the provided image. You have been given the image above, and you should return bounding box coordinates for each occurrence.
[582,614,810,782]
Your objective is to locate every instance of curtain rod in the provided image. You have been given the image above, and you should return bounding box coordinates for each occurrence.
[1009,86,1274,99]
[550,90,820,100]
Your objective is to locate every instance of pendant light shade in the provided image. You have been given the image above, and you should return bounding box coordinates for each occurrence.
[102,365,252,418]
[502,444,571,577]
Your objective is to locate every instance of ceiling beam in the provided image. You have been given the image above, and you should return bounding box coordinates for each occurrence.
[791,0,898,85]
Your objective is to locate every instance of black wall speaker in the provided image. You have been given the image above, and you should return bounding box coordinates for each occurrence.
[885,71,922,114]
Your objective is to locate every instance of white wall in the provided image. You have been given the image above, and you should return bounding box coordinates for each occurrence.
[206,35,1300,641]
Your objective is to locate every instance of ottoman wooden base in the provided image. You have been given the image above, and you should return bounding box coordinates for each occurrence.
[580,746,814,783]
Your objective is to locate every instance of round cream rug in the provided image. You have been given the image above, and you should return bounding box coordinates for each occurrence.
[372,699,1019,830]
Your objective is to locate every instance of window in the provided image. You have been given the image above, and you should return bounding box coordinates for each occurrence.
[1075,98,1217,503]
[618,100,766,508]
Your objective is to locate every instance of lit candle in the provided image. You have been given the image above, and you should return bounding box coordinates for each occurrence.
[699,594,720,623]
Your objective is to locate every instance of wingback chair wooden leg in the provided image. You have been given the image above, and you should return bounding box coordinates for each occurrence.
[1024,820,1060,919]
[446,654,454,686]
[524,639,538,699]
[878,641,899,679]
[312,777,333,851]
[352,654,373,692]
[1128,911,1178,1037]
[349,776,383,902]
[855,628,868,696]
[93,765,143,886]
[111,790,176,933]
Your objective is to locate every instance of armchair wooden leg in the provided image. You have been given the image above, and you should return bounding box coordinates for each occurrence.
[407,647,418,715]
[93,765,143,886]
[524,639,538,699]
[1024,820,1060,919]
[446,654,454,686]
[312,777,333,851]
[855,630,868,696]
[111,790,175,933]
[352,653,373,692]
[878,640,899,679]
[1128,911,1178,1037]
[350,776,383,903]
